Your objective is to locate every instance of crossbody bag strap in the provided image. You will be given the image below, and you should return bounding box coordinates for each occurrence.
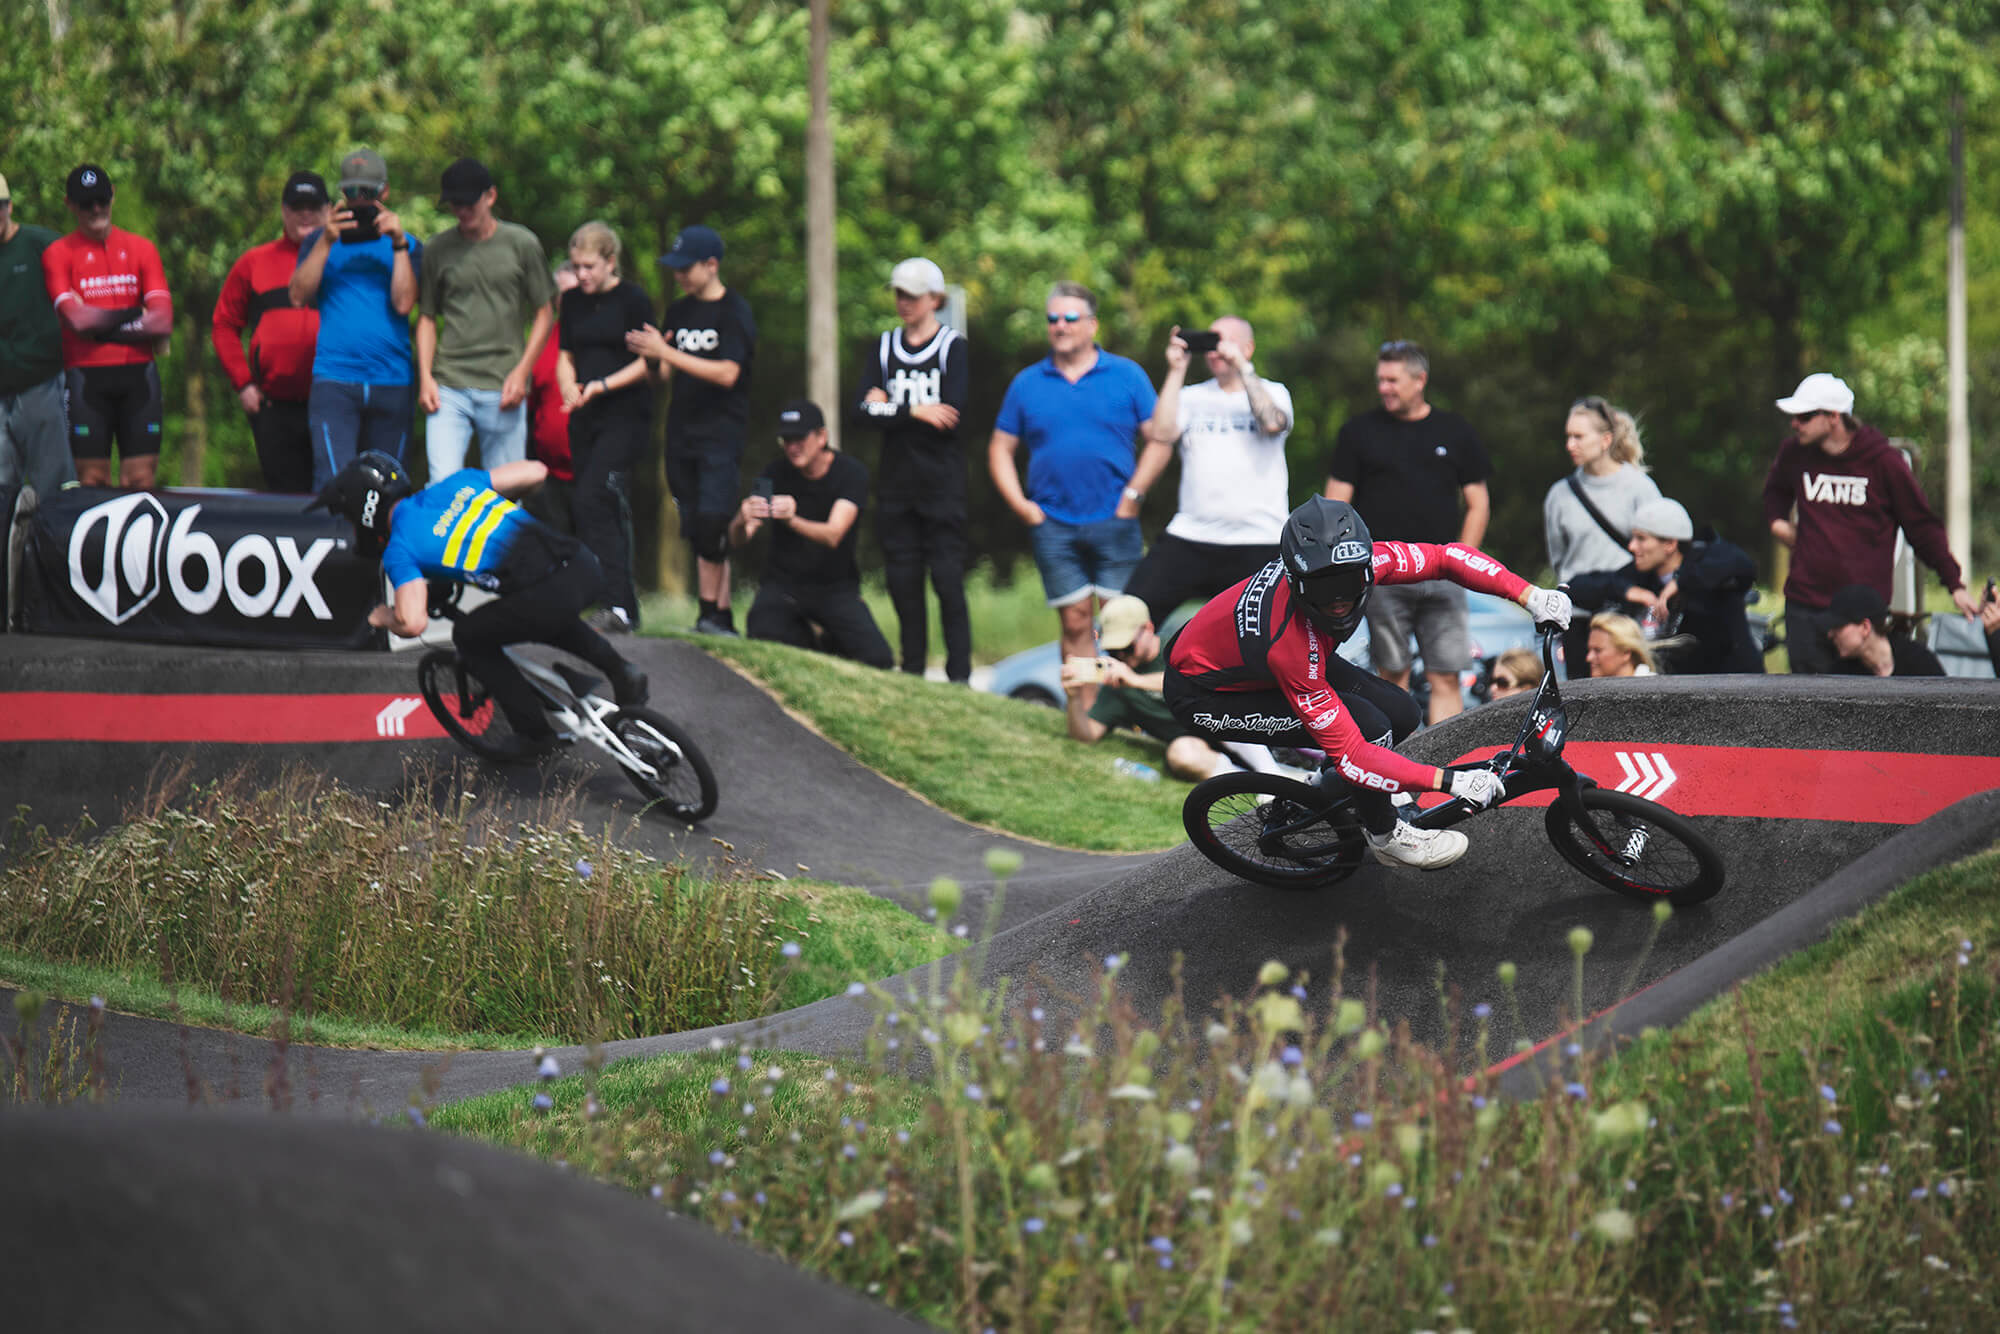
[1566,475,1629,546]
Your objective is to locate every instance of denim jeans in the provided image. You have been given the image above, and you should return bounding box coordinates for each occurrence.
[1028,514,1143,607]
[427,385,526,479]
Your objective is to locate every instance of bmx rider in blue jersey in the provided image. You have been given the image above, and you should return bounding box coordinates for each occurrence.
[309,450,649,759]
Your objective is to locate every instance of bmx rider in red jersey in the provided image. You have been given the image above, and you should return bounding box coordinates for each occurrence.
[1166,495,1573,870]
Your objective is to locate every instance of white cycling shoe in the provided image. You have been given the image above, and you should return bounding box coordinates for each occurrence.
[1367,820,1470,870]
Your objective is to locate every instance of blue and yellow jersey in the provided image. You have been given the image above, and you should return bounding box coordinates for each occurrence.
[381,469,568,593]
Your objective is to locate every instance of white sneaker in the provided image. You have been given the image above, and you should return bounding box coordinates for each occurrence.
[1367,821,1470,870]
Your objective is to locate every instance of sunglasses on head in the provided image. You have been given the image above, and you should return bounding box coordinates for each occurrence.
[1378,339,1421,357]
[1046,311,1088,325]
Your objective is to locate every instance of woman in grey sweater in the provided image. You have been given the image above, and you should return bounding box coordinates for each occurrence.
[1542,396,1661,582]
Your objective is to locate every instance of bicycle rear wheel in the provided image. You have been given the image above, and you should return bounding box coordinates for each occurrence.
[1544,787,1726,907]
[610,707,718,824]
[416,650,533,763]
[1183,772,1366,890]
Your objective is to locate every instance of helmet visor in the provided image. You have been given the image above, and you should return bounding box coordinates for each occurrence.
[1297,564,1369,622]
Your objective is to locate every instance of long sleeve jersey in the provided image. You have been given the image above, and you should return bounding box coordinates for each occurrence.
[212,235,320,400]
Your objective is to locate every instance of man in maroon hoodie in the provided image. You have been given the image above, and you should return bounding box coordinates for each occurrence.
[212,171,327,492]
[1762,372,1979,673]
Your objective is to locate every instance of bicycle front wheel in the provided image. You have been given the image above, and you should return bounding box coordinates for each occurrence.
[610,708,718,824]
[1183,772,1366,890]
[1544,788,1726,907]
[416,650,532,763]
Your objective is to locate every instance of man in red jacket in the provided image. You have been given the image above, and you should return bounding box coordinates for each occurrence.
[212,171,328,492]
[1761,372,1979,673]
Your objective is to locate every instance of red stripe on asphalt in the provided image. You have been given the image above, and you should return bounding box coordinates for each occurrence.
[1430,741,2000,825]
[0,692,448,743]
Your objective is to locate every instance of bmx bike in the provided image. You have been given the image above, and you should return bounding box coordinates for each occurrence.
[1183,626,1725,906]
[414,593,718,824]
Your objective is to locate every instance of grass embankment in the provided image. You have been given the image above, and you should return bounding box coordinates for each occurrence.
[0,772,953,1051]
[435,848,2000,1330]
[680,632,1187,853]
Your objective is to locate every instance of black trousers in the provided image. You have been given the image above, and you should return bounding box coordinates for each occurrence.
[1124,532,1278,627]
[453,550,629,738]
[250,397,313,494]
[1784,603,1836,674]
[569,408,647,622]
[1164,653,1421,835]
[878,497,971,681]
[746,579,894,669]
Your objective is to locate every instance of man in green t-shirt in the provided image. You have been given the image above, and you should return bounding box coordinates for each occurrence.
[1061,594,1300,782]
[0,172,75,499]
[415,158,556,481]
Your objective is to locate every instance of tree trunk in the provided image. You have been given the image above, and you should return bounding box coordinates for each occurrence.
[806,0,839,449]
[180,312,207,486]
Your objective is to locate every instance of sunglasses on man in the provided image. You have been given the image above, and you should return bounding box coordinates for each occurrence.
[342,185,381,202]
[1046,311,1089,325]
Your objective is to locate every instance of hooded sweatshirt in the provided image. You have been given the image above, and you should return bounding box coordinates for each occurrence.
[1760,422,1963,609]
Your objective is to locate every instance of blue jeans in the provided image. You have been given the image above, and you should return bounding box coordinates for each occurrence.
[308,380,413,492]
[1029,515,1142,607]
[427,385,526,479]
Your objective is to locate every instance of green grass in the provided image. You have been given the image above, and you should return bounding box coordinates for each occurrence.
[668,632,1187,852]
[434,847,2000,1331]
[0,774,956,1050]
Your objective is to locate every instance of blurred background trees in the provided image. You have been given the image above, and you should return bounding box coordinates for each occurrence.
[10,0,1995,585]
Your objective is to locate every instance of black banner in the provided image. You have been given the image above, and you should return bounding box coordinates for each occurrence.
[16,486,385,650]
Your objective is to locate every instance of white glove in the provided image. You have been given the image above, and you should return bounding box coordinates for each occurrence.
[1523,585,1574,629]
[1448,769,1506,809]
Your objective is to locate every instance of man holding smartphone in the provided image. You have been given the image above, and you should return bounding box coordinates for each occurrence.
[289,147,421,491]
[729,399,892,668]
[1122,315,1293,627]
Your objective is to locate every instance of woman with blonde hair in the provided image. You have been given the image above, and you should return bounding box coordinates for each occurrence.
[1543,396,1660,584]
[1586,611,1658,677]
[556,220,654,632]
[1486,646,1543,700]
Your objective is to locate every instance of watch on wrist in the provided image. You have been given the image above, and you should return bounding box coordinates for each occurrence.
[391,238,409,252]
[1122,485,1143,503]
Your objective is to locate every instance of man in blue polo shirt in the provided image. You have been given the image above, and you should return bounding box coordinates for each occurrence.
[989,280,1175,716]
[288,147,422,491]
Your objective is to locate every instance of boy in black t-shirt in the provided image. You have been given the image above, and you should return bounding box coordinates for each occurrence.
[1324,340,1492,721]
[849,257,972,682]
[728,399,893,668]
[627,225,758,636]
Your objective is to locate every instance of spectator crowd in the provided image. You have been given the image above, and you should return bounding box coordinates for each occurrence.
[3,152,1995,780]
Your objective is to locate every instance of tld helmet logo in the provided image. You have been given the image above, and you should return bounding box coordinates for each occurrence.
[1332,540,1368,562]
[69,492,169,624]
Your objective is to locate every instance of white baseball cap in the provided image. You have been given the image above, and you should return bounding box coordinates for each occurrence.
[1775,372,1855,417]
[1631,497,1693,543]
[889,257,946,296]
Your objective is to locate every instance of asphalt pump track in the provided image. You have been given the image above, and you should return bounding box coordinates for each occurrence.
[4,633,1997,1329]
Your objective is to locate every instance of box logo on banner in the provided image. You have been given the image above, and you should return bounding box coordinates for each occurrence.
[20,487,382,650]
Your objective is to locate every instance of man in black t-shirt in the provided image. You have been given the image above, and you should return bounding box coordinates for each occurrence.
[729,399,893,669]
[627,224,758,636]
[1824,584,1945,678]
[1324,340,1492,721]
[849,257,972,682]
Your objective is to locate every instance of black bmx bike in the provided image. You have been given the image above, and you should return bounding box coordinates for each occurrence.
[1183,627,1725,906]
[414,592,718,824]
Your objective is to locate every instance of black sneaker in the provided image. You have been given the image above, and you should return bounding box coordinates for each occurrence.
[611,660,650,709]
[692,613,740,638]
[587,606,635,635]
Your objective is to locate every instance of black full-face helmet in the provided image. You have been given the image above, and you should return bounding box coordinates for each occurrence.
[1279,496,1374,637]
[305,449,413,555]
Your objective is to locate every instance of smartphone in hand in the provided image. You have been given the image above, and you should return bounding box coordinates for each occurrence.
[341,202,381,244]
[1181,329,1221,354]
[752,477,775,502]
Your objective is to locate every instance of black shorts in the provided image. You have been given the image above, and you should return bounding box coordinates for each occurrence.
[66,363,163,461]
[665,433,745,518]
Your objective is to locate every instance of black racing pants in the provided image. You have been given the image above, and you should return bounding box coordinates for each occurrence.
[453,549,630,739]
[746,579,895,670]
[569,406,646,622]
[1123,532,1278,627]
[878,496,971,682]
[1164,653,1421,835]
[250,397,313,494]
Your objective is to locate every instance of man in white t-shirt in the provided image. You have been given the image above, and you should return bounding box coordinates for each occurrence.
[1123,315,1293,625]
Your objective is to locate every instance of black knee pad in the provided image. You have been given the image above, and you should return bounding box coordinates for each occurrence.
[690,513,732,560]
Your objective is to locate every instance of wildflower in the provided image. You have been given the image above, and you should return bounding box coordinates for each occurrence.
[1565,1082,1588,1100]
[1386,1182,1404,1198]
[1497,961,1517,986]
[1565,1042,1582,1057]
[742,1103,755,1117]
[90,995,106,1011]
[709,1150,726,1165]
[1207,1021,1232,1045]
[649,1184,664,1199]
[1471,1095,1487,1109]
[1838,1194,1853,1209]
[928,876,962,919]
[846,981,866,997]
[1165,1144,1199,1177]
[1568,925,1594,957]
[531,1092,554,1111]
[1335,998,1366,1034]
[1105,953,1126,973]
[1911,1187,1929,1201]
[1591,1209,1636,1243]
[1290,984,1308,1001]
[1258,960,1289,987]
[1023,1218,1046,1234]
[983,847,1023,877]
[537,1054,561,1081]
[1720,1193,1734,1209]
[781,941,802,958]
[1473,1003,1491,1020]
[965,1084,984,1102]
[754,1192,766,1205]
[1759,1204,1774,1219]
[953,923,970,938]
[720,1191,737,1204]
[1314,1228,1343,1246]
[1281,1044,1304,1067]
[738,1053,753,1070]
[836,1190,885,1220]
[1030,1007,1045,1023]
[1149,1236,1174,1254]
[1064,1035,1095,1059]
[1936,1180,1956,1198]
[711,1078,731,1096]
[1820,1083,1838,1103]
[405,1106,427,1128]
[1777,1188,1793,1206]
[1353,1111,1374,1129]
[574,858,593,880]
[838,1231,855,1247]
[1228,1218,1254,1246]
[844,1144,858,1159]
[1423,1233,1438,1248]
[1824,1120,1842,1135]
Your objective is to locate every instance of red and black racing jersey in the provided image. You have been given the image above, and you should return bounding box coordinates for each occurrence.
[1169,541,1532,794]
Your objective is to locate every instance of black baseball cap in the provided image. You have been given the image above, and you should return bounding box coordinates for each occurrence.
[659,224,724,268]
[1825,584,1888,633]
[66,163,113,205]
[440,157,494,205]
[282,170,329,209]
[776,399,825,438]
